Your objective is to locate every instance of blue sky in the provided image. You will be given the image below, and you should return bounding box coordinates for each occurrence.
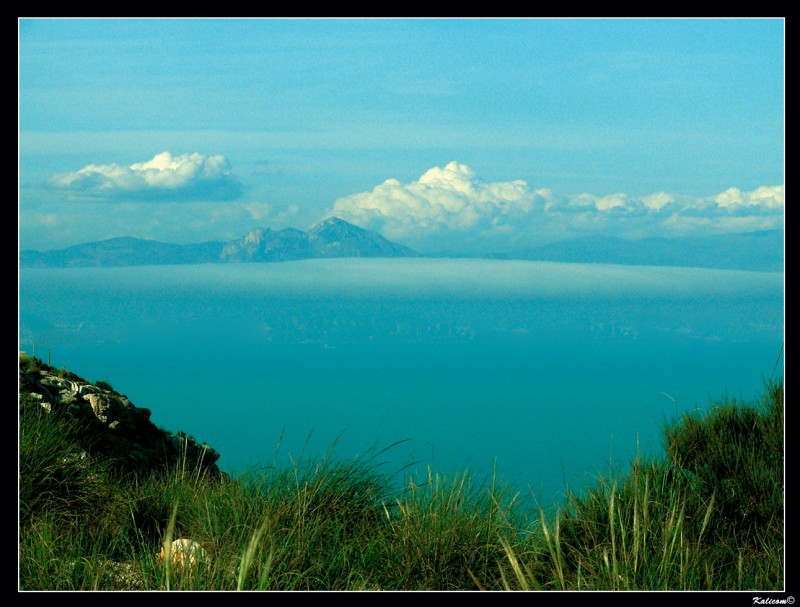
[18,18,784,253]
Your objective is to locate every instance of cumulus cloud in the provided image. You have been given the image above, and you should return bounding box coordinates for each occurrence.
[330,161,784,251]
[640,192,675,211]
[331,161,542,241]
[48,152,243,201]
[714,186,784,209]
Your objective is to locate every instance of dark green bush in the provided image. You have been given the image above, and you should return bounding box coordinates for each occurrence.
[665,379,783,543]
[18,394,130,544]
[95,379,114,391]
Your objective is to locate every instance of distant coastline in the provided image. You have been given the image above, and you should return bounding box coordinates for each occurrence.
[20,222,784,273]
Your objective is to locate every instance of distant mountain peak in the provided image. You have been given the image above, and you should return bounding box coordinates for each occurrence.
[308,216,367,237]
[222,217,417,263]
[314,215,349,227]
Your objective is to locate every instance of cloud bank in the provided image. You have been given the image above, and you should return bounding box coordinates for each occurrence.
[48,152,243,201]
[331,161,785,252]
[330,162,537,239]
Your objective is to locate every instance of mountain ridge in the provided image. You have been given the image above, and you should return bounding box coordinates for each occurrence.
[19,217,419,268]
[493,229,784,272]
[19,220,783,272]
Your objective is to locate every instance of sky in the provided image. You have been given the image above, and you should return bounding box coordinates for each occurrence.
[18,18,785,254]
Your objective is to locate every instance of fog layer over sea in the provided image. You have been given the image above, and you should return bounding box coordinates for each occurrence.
[18,259,784,508]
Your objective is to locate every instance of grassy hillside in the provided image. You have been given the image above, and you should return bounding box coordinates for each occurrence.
[18,355,784,591]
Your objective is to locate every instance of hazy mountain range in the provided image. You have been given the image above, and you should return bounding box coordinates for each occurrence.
[19,217,418,268]
[493,229,784,272]
[19,217,783,272]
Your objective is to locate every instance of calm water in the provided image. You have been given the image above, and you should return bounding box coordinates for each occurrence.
[18,259,784,508]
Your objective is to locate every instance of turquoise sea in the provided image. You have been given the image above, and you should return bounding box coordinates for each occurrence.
[18,259,784,509]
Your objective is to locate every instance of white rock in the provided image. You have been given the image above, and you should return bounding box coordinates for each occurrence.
[159,539,209,573]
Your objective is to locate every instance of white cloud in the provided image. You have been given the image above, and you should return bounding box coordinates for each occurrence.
[332,161,539,241]
[48,151,243,201]
[714,185,784,209]
[329,162,784,252]
[240,202,273,222]
[640,191,675,211]
[593,193,630,211]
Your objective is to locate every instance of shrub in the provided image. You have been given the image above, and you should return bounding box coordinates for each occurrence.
[664,379,784,544]
[18,395,130,543]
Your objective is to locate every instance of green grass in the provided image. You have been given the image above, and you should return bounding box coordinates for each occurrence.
[18,358,784,591]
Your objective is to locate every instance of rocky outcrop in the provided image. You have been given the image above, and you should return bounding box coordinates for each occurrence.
[19,354,224,479]
[219,216,418,263]
[220,226,313,262]
[158,539,210,574]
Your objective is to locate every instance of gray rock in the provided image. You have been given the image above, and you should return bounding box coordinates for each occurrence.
[19,356,225,479]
